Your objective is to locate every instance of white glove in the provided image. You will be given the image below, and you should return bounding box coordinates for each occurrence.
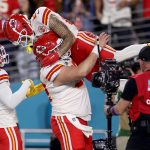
[21,79,35,97]
[22,79,32,87]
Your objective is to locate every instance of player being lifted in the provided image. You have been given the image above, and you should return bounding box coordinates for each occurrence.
[2,7,149,80]
[0,45,34,150]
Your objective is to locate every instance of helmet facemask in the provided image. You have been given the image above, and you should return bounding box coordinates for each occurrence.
[9,18,34,47]
[18,29,34,47]
[0,45,9,67]
[35,45,56,63]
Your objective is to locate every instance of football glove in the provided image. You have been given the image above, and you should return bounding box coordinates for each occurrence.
[26,83,45,97]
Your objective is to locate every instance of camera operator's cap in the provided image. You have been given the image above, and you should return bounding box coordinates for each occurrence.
[138,45,150,61]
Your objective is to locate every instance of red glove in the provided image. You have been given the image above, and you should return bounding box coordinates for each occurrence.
[41,51,60,67]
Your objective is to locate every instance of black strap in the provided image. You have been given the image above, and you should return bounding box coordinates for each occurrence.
[130,113,150,134]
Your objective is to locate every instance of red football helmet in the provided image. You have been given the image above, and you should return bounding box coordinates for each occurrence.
[33,32,61,64]
[0,45,9,67]
[3,14,34,47]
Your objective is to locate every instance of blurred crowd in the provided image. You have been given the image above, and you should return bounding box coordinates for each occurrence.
[0,0,150,82]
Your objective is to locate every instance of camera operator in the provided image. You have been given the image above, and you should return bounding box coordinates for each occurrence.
[115,61,141,150]
[104,46,150,150]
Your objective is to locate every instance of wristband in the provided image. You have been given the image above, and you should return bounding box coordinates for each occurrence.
[107,106,119,116]
[110,106,119,116]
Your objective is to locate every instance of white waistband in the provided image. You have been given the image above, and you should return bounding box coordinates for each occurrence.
[66,114,93,138]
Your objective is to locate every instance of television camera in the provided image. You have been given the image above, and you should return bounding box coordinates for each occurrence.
[92,59,121,93]
[92,58,121,150]
[92,57,140,149]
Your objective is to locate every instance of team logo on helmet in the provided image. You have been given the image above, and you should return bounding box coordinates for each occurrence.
[3,14,34,47]
[38,26,48,34]
[9,19,17,29]
[36,45,46,55]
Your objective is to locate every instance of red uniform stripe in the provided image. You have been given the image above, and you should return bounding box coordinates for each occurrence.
[46,64,63,81]
[7,128,16,150]
[78,33,95,44]
[45,9,51,25]
[57,116,70,150]
[0,74,8,77]
[0,74,9,81]
[42,8,51,25]
[42,8,48,24]
[0,77,9,81]
[42,83,52,102]
[104,44,116,52]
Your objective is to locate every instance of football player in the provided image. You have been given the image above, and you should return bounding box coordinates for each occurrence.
[26,7,150,64]
[0,45,34,150]
[32,32,109,150]
[2,7,148,80]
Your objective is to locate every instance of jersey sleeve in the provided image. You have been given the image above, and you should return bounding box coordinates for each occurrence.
[0,79,30,109]
[30,7,52,37]
[100,45,116,61]
[37,7,52,27]
[42,63,64,82]
[0,69,9,84]
[31,6,78,37]
[121,78,138,101]
[32,7,52,27]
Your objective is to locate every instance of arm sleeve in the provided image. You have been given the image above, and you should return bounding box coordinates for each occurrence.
[114,44,147,62]
[121,78,138,101]
[0,81,30,109]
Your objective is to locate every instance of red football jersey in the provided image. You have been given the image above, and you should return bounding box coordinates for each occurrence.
[71,31,115,80]
[130,71,150,121]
